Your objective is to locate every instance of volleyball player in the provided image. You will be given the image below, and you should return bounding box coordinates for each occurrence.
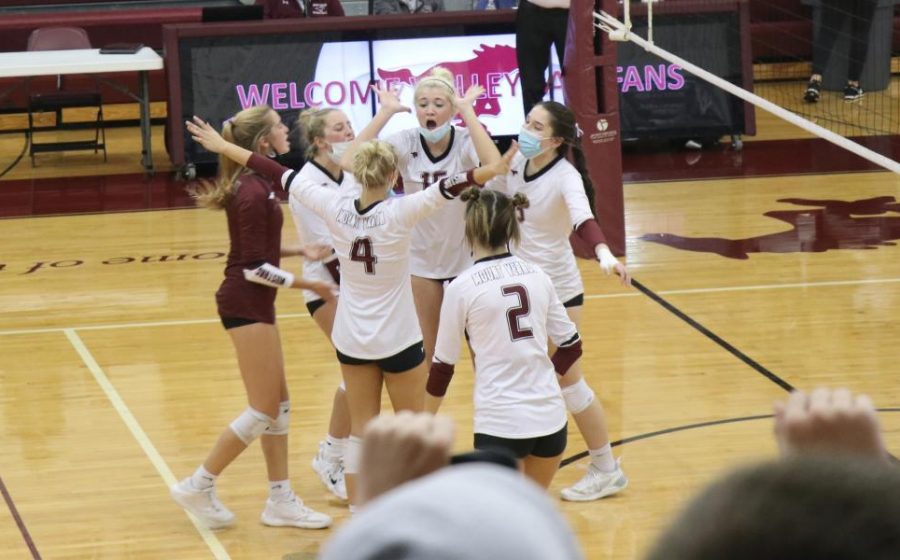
[340,70,502,370]
[488,101,630,501]
[185,116,515,507]
[426,188,584,489]
[171,105,334,530]
[290,108,360,501]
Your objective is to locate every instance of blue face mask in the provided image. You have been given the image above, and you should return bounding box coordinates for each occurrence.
[419,121,451,144]
[517,127,549,159]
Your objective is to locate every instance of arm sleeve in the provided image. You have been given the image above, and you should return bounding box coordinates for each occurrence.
[551,336,582,376]
[428,283,466,396]
[574,218,608,248]
[235,179,270,264]
[545,276,582,374]
[393,170,478,229]
[247,153,291,186]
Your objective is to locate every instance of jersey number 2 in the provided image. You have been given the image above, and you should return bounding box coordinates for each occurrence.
[350,237,377,274]
[502,284,533,341]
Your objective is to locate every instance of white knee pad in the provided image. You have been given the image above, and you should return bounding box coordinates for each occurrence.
[344,435,363,474]
[562,378,595,415]
[266,401,291,436]
[229,407,274,445]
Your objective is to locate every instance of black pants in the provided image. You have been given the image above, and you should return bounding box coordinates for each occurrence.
[812,0,877,82]
[516,0,569,117]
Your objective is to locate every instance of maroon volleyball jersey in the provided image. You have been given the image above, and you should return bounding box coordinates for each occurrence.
[215,173,283,324]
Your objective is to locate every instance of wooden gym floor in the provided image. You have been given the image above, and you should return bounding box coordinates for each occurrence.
[1,85,899,559]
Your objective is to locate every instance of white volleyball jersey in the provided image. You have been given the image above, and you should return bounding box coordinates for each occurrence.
[288,161,360,304]
[488,153,594,303]
[282,169,460,360]
[434,253,574,439]
[385,126,479,279]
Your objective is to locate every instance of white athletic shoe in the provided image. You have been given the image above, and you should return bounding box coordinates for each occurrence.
[311,442,348,500]
[560,460,628,502]
[170,478,235,529]
[260,492,332,529]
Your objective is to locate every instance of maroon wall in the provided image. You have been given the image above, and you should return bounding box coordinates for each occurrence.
[0,7,200,110]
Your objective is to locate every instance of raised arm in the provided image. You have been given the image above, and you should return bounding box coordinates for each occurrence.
[339,86,410,170]
[455,84,501,165]
[186,116,252,167]
[394,142,517,229]
[185,116,291,184]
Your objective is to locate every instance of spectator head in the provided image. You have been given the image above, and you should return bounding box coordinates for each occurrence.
[646,454,900,560]
[320,463,584,560]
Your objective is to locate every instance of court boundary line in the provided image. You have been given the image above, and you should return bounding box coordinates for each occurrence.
[0,474,41,560]
[63,329,232,560]
[560,408,900,467]
[633,278,795,391]
[2,276,900,337]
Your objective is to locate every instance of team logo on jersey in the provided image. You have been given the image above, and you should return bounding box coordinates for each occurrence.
[376,44,518,119]
[596,118,609,132]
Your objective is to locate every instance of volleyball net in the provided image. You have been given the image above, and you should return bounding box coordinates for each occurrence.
[593,0,899,174]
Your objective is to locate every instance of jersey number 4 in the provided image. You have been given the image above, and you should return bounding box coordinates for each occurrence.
[350,237,378,274]
[501,284,533,341]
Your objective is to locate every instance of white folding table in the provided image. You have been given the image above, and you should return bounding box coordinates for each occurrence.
[0,47,164,173]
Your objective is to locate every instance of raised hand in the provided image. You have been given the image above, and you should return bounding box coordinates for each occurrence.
[376,84,411,115]
[774,387,888,460]
[494,140,518,176]
[358,412,455,505]
[185,116,229,154]
[455,84,485,110]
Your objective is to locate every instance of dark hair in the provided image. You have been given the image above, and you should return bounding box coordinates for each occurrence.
[537,101,595,212]
[646,455,900,560]
[460,188,529,251]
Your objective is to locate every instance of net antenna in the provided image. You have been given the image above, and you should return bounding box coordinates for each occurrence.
[593,9,900,174]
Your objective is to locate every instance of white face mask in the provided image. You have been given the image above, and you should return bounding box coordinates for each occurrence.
[419,121,451,144]
[329,140,351,164]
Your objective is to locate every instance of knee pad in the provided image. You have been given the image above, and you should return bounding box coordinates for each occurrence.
[266,401,291,436]
[562,378,595,415]
[229,407,274,445]
[344,435,363,474]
